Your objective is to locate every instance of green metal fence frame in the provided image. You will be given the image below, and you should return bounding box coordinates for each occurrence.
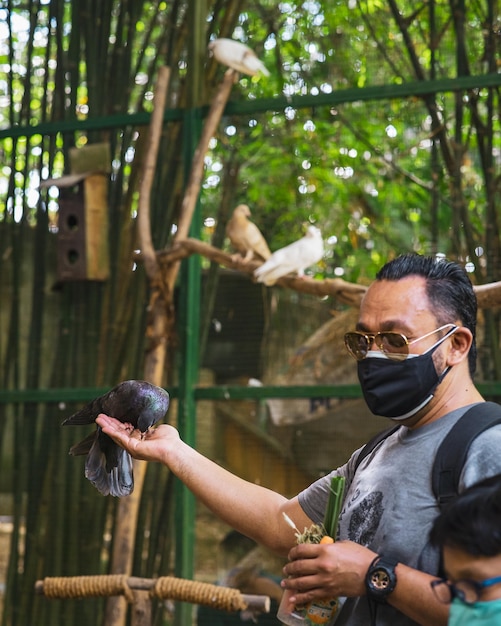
[2,382,501,404]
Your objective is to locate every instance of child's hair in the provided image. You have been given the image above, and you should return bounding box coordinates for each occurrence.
[430,473,501,556]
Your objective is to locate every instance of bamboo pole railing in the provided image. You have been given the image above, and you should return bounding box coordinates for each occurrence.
[35,574,271,626]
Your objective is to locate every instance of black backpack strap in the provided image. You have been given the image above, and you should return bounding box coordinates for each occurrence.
[432,401,501,508]
[354,425,402,474]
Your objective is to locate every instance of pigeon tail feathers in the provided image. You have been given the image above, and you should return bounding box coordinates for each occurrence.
[69,431,96,456]
[85,438,134,497]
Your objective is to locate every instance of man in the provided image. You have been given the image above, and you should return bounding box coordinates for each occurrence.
[429,474,501,625]
[97,254,501,625]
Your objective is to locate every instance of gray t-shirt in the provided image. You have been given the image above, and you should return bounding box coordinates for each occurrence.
[298,403,501,626]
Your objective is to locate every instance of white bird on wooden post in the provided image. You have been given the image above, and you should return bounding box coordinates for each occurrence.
[226,204,271,263]
[253,226,324,286]
[208,38,270,77]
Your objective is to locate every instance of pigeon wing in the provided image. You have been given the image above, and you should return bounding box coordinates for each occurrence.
[242,51,270,77]
[61,397,102,426]
[294,233,324,274]
[226,212,249,255]
[254,228,323,285]
[84,434,134,497]
[226,205,271,261]
[209,39,269,77]
[95,380,169,431]
[253,248,293,285]
[245,222,271,260]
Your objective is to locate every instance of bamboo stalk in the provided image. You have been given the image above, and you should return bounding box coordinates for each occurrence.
[104,65,172,626]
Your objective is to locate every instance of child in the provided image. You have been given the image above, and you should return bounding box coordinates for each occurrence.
[429,474,501,625]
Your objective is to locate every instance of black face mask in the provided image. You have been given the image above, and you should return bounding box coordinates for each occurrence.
[357,337,453,421]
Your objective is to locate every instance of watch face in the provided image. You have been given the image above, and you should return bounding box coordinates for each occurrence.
[366,558,398,601]
[370,569,393,590]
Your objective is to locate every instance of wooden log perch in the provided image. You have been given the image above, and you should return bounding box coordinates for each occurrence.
[35,575,270,614]
[154,238,501,309]
[473,280,501,309]
[155,238,367,307]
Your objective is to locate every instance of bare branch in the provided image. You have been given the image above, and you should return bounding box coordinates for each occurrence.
[157,239,367,306]
[474,281,501,309]
[155,238,501,310]
[174,69,238,243]
[137,66,171,279]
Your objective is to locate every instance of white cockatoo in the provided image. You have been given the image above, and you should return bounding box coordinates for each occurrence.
[253,226,324,286]
[226,204,271,262]
[208,38,270,77]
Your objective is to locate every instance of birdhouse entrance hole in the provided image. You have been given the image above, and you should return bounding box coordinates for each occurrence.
[66,213,79,231]
[66,249,80,265]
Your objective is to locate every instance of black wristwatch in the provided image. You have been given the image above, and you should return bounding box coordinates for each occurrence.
[365,555,398,603]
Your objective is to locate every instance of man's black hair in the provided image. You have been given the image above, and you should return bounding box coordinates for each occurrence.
[429,474,501,557]
[376,253,477,375]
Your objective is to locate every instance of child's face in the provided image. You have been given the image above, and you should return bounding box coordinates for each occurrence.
[444,545,501,602]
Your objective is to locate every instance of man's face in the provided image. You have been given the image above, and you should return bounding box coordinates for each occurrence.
[357,275,444,358]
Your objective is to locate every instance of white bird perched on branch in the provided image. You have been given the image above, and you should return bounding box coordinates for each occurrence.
[226,204,271,262]
[208,38,270,77]
[253,226,324,286]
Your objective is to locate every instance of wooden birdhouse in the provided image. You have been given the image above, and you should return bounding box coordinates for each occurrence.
[42,143,111,282]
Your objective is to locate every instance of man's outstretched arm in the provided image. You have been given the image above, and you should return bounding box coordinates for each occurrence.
[96,414,311,555]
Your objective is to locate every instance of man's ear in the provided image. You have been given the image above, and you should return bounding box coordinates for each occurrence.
[447,327,472,366]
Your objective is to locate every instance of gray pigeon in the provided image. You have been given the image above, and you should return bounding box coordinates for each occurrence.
[62,380,169,497]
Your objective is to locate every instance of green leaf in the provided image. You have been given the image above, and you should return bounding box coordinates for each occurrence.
[323,476,346,539]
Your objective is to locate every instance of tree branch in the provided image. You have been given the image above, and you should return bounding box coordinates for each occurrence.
[157,239,367,307]
[154,238,501,309]
[137,66,171,279]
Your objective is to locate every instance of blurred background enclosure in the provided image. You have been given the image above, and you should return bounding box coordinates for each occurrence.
[2,1,501,624]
